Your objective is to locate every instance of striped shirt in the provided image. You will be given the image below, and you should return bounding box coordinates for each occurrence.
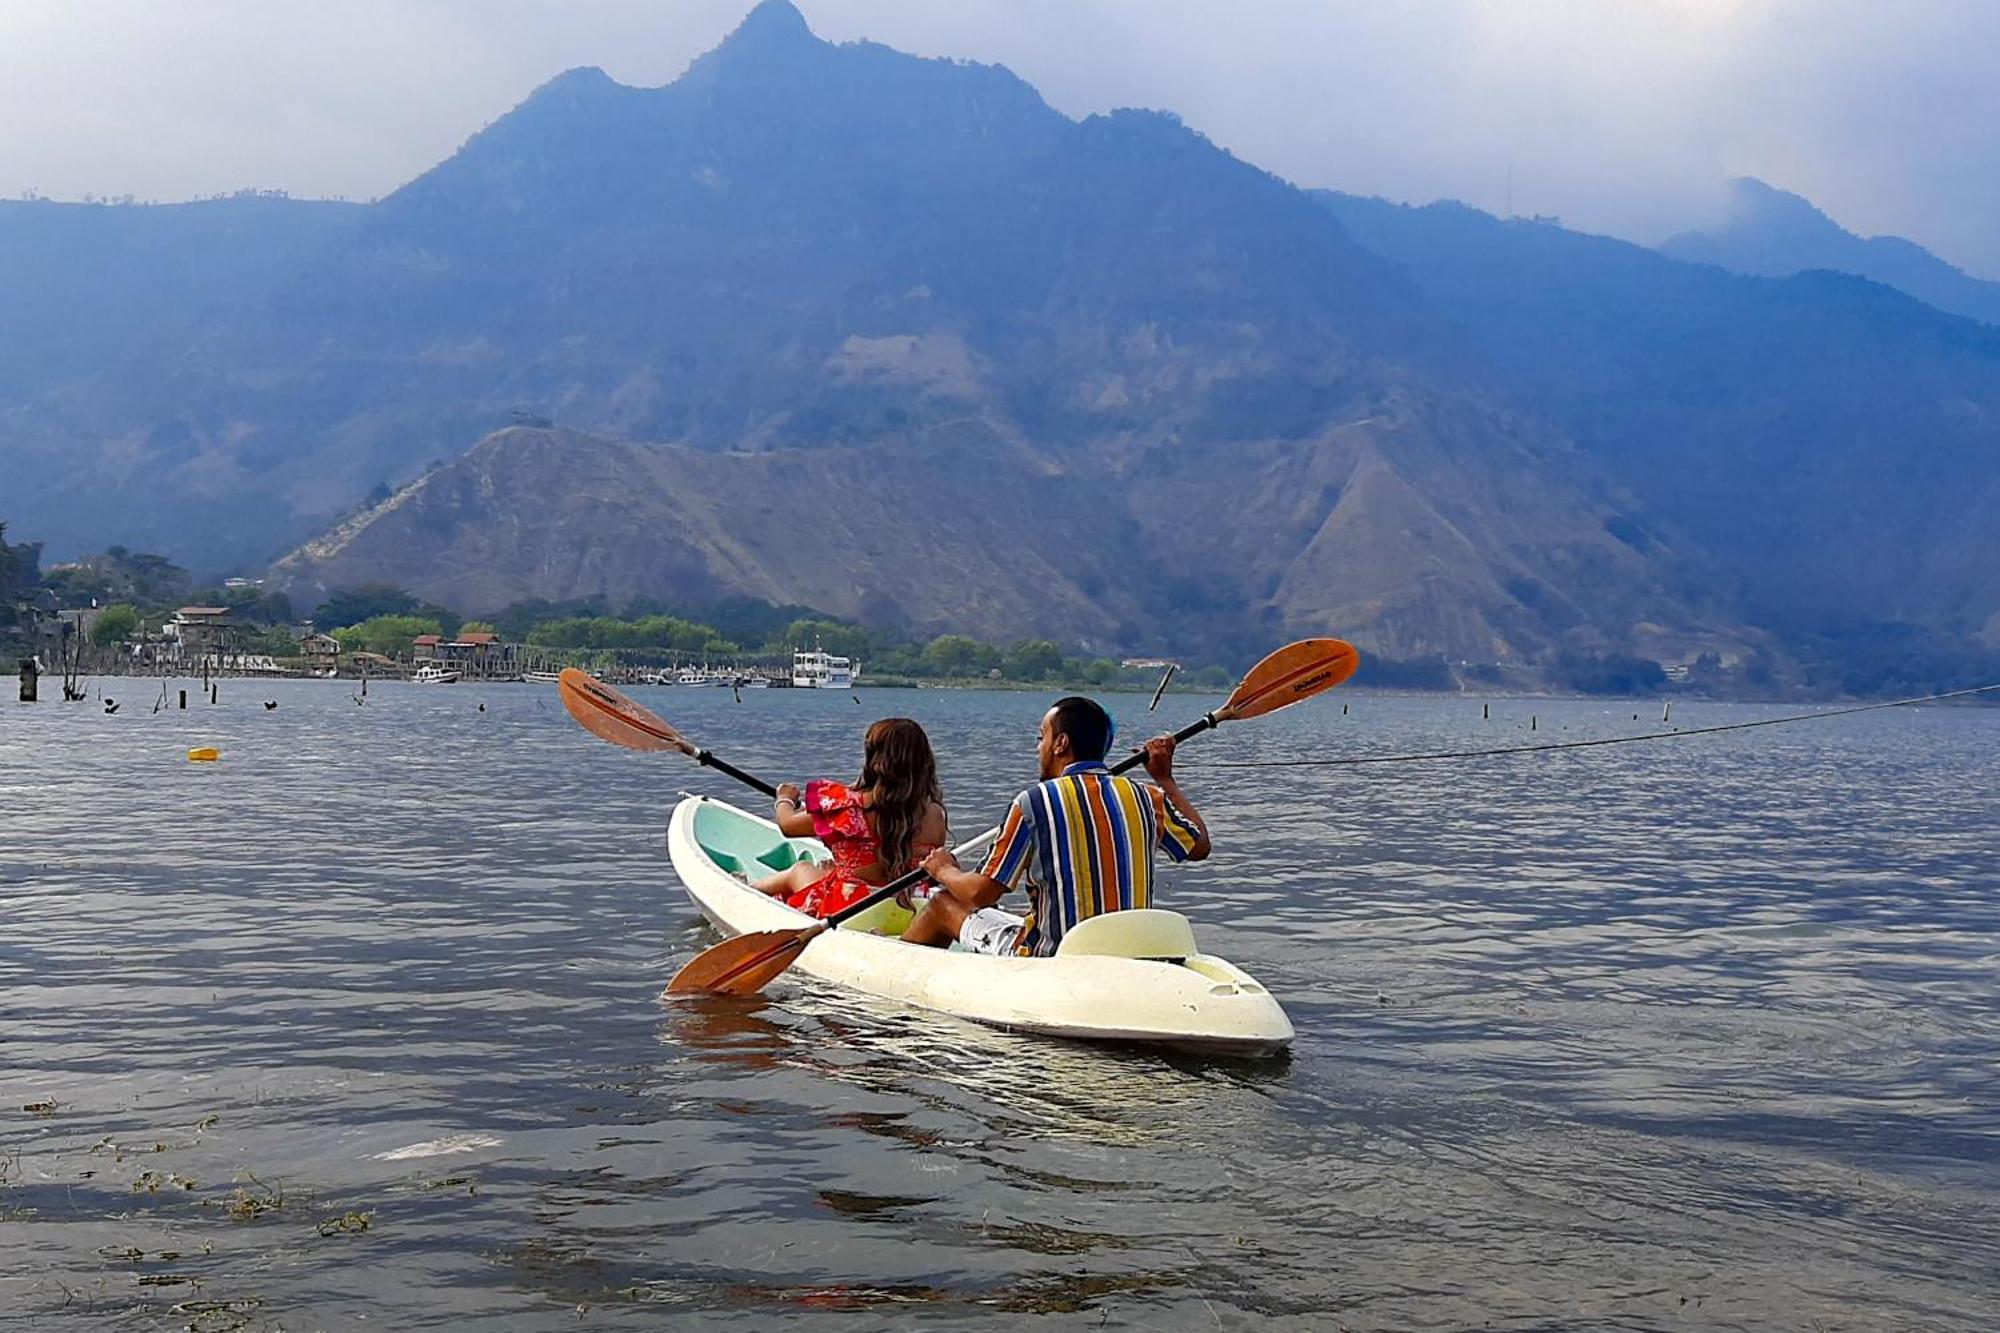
[978,760,1203,958]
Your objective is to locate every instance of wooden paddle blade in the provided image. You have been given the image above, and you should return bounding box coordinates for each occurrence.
[666,927,820,996]
[1218,638,1359,722]
[558,668,694,754]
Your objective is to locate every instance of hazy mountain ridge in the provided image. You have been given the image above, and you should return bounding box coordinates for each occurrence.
[1317,191,2000,651]
[1662,177,2000,327]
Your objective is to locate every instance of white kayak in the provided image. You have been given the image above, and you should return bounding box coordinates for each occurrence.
[665,795,1295,1058]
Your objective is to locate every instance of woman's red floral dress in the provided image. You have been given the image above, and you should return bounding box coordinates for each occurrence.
[785,780,880,918]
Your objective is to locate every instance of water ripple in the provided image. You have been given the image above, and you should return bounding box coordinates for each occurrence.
[3,683,1997,1329]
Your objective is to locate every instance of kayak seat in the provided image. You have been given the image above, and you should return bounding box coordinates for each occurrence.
[1055,909,1199,961]
[838,897,915,937]
[693,800,819,879]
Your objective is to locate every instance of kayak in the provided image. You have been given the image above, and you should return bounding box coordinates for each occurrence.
[665,795,1296,1058]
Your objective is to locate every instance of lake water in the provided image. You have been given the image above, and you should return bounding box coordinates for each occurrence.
[3,680,1997,1331]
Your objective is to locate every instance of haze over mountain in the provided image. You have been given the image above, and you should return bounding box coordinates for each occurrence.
[4,1,1996,684]
[1320,193,2000,652]
[1662,177,2000,327]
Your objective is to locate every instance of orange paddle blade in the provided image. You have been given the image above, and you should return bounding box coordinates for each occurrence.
[666,926,823,996]
[558,668,694,754]
[1217,639,1359,722]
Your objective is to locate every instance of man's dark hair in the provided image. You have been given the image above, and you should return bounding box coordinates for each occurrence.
[1049,696,1112,763]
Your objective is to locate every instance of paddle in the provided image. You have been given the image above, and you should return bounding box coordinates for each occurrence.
[557,668,778,796]
[665,637,1360,998]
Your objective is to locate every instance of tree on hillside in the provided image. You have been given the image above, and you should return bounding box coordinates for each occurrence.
[315,584,419,630]
[332,614,443,657]
[923,634,998,677]
[0,523,39,601]
[90,603,141,646]
[208,586,295,625]
[40,546,190,611]
[775,618,870,660]
[1004,639,1064,681]
[0,523,42,644]
[456,621,496,639]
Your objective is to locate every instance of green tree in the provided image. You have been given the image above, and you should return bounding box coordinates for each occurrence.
[1078,657,1118,686]
[456,620,496,639]
[332,614,442,657]
[315,584,418,630]
[923,634,993,676]
[90,603,141,646]
[1004,639,1064,681]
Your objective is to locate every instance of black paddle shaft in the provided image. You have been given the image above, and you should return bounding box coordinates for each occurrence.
[695,749,779,798]
[822,711,1219,929]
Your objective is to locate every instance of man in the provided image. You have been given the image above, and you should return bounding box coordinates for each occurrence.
[903,696,1210,957]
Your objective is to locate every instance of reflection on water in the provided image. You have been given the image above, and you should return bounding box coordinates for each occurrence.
[3,681,1998,1329]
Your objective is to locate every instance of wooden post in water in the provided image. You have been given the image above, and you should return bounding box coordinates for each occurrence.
[1663,702,1672,724]
[1531,714,1538,731]
[179,689,188,710]
[1483,702,1490,721]
[210,682,218,705]
[18,657,37,703]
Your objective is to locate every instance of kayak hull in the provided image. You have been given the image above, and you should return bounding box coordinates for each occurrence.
[665,795,1295,1058]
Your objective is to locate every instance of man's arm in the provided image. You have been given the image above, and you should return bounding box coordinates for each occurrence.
[920,849,1010,910]
[1144,736,1211,861]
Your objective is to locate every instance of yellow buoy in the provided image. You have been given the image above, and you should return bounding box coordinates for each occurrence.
[187,747,220,762]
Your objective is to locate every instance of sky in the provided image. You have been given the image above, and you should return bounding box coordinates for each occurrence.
[2,0,1995,277]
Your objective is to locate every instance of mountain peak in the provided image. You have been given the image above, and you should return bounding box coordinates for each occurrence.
[1662,177,2000,325]
[1724,176,1839,238]
[721,0,818,52]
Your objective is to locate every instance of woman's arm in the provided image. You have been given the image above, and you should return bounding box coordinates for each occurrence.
[772,783,816,837]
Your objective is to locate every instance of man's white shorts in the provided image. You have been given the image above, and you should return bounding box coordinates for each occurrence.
[958,907,1025,956]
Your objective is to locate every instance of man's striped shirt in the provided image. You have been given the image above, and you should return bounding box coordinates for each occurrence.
[978,759,1202,958]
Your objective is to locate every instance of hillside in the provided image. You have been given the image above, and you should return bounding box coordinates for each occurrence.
[270,398,1744,669]
[1317,192,2000,657]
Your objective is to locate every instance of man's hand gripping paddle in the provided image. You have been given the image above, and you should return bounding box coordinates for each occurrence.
[658,637,1360,998]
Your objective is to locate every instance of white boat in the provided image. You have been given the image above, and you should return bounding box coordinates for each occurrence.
[413,665,461,684]
[522,670,563,684]
[791,648,856,689]
[665,796,1294,1058]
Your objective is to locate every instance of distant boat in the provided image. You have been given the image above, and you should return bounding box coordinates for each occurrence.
[413,665,461,684]
[522,670,562,684]
[792,648,856,689]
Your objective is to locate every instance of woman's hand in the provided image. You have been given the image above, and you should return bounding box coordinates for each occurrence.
[775,782,802,808]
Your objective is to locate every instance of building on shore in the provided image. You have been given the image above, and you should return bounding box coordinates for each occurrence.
[164,607,249,664]
[299,632,342,675]
[413,631,521,680]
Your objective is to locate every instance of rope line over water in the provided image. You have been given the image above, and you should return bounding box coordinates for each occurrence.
[1199,681,2000,768]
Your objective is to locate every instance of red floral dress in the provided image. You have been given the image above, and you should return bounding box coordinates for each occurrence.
[786,780,881,918]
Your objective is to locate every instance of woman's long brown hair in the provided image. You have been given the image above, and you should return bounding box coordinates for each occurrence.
[858,718,942,874]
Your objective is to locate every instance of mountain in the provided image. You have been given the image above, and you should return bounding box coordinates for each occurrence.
[6,1,1997,682]
[1662,177,2000,327]
[2,0,1748,670]
[270,390,1740,668]
[1317,191,2000,660]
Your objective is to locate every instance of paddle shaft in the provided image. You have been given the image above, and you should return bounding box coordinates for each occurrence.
[694,749,778,798]
[819,713,1218,930]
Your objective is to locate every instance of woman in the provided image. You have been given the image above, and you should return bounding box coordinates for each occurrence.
[753,717,948,919]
